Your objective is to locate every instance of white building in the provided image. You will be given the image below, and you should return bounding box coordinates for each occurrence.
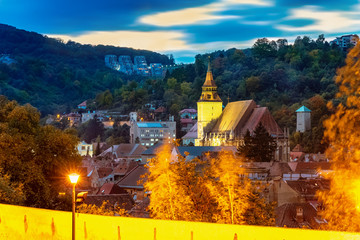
[330,34,359,49]
[130,117,176,147]
[77,141,94,157]
[296,106,311,133]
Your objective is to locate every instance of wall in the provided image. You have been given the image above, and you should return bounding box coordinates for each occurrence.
[1,203,360,240]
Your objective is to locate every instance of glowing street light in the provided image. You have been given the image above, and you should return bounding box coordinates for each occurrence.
[69,173,79,240]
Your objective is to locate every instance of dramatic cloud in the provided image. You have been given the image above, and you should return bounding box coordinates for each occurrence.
[138,0,272,27]
[276,6,360,33]
[48,31,189,52]
[1,0,360,62]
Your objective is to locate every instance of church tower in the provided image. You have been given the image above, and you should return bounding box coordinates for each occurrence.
[196,59,222,146]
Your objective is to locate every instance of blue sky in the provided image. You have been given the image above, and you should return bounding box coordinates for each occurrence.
[1,0,360,63]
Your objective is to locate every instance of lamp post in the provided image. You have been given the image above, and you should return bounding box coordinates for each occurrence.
[69,173,79,240]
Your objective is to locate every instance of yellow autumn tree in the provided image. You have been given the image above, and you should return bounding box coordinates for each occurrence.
[318,42,360,231]
[206,151,251,224]
[144,144,195,220]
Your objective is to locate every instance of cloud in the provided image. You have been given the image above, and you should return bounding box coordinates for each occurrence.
[276,6,360,33]
[222,0,273,6]
[138,0,272,27]
[138,3,238,27]
[47,31,189,52]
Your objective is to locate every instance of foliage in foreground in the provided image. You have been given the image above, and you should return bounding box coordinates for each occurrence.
[318,42,360,231]
[77,201,128,216]
[0,96,82,208]
[144,144,275,226]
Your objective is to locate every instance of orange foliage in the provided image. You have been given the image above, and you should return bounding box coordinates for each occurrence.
[319,42,360,231]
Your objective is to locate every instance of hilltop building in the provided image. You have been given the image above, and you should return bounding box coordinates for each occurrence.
[330,34,359,49]
[194,60,289,161]
[105,55,120,70]
[105,55,165,77]
[296,106,311,132]
[118,55,134,75]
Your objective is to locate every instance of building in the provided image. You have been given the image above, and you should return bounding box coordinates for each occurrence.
[77,100,87,109]
[194,60,289,162]
[330,34,359,49]
[118,55,134,75]
[182,123,197,146]
[81,111,96,123]
[105,55,120,70]
[149,63,165,77]
[77,141,94,157]
[130,120,176,147]
[67,112,81,127]
[134,56,149,76]
[196,61,223,145]
[296,106,311,132]
[179,109,197,132]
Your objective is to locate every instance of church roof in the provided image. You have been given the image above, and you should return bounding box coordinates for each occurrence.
[211,100,256,133]
[202,61,216,87]
[182,122,198,139]
[210,100,283,136]
[243,107,283,136]
[296,106,311,112]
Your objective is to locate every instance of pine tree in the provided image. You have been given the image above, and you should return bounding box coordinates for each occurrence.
[238,123,276,162]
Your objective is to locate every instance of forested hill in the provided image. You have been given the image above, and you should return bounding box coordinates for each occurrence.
[97,35,346,153]
[0,24,173,114]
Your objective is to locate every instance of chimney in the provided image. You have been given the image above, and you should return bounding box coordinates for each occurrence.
[296,206,304,223]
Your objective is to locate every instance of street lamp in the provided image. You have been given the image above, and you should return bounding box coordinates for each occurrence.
[69,173,79,240]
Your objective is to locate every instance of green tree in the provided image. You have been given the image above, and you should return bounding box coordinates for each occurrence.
[0,96,81,208]
[238,123,277,162]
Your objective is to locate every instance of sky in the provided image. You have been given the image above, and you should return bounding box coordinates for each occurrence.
[1,0,360,63]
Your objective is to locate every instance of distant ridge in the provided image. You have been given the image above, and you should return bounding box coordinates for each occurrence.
[0,23,173,114]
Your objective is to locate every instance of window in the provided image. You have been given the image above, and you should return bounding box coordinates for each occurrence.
[207,94,211,99]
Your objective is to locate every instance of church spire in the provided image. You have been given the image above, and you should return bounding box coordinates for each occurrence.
[198,57,222,102]
[203,57,216,87]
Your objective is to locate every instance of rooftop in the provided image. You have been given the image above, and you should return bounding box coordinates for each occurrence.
[296,106,311,112]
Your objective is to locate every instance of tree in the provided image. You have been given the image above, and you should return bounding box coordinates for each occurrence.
[0,170,25,205]
[144,144,195,220]
[238,123,277,162]
[252,38,277,58]
[205,151,250,224]
[0,96,82,208]
[82,117,104,143]
[318,42,360,232]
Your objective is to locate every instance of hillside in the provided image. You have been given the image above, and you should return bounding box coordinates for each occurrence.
[94,36,347,152]
[0,24,173,114]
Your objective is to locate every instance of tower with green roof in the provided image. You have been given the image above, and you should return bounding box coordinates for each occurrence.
[296,106,311,132]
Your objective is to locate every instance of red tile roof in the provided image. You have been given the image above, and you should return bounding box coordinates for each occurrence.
[276,203,323,229]
[286,179,330,201]
[179,109,197,114]
[117,164,148,189]
[154,106,166,113]
[97,167,113,178]
[97,183,128,195]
